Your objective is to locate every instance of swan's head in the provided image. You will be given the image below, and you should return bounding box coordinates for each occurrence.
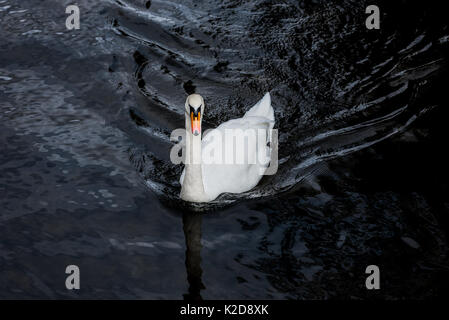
[185,94,204,136]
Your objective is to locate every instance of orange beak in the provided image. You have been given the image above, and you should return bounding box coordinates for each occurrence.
[191,111,201,136]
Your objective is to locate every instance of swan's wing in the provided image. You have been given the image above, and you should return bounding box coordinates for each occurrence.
[243,92,274,123]
[200,93,275,200]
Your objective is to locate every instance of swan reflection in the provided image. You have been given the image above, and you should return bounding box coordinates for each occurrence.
[182,212,205,300]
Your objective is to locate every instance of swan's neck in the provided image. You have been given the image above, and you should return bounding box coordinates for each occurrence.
[181,125,207,202]
[186,132,202,165]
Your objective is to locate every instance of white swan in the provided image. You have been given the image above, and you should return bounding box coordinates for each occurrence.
[180,92,275,203]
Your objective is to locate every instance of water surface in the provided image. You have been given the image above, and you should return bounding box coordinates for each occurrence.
[1,0,449,299]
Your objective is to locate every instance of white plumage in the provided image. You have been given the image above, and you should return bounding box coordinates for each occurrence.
[180,92,275,202]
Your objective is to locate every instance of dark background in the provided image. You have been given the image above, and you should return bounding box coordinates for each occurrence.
[1,0,448,299]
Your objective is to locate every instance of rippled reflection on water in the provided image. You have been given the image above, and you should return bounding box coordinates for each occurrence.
[1,0,449,298]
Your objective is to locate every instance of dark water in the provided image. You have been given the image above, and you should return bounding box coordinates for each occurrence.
[1,0,449,299]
